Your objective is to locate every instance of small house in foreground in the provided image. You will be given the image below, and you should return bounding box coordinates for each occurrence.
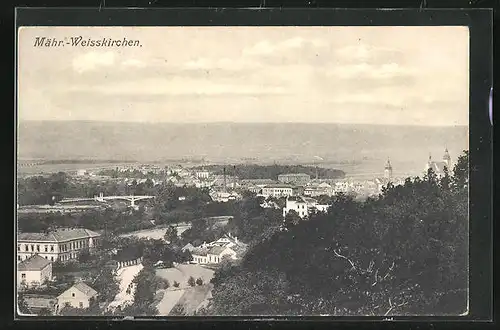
[56,282,98,311]
[17,254,52,288]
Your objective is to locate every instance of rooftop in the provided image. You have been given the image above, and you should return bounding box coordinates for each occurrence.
[61,282,98,298]
[18,228,101,243]
[263,184,294,189]
[18,254,51,271]
[208,246,227,255]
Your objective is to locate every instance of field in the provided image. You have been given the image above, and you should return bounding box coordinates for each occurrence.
[119,223,191,240]
[155,264,215,315]
[170,284,213,315]
[17,162,135,176]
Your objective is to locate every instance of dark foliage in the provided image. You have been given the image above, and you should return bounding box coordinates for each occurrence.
[208,151,469,316]
[193,164,345,180]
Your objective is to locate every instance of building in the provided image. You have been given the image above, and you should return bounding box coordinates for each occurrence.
[261,184,294,198]
[282,196,330,219]
[195,170,210,179]
[278,173,311,185]
[76,169,88,176]
[384,158,393,180]
[17,254,53,288]
[210,190,241,202]
[187,233,247,264]
[191,246,238,264]
[18,228,101,263]
[56,282,98,310]
[425,149,452,178]
[304,182,333,197]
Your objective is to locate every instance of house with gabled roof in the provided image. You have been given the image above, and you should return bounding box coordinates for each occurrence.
[56,282,98,311]
[17,254,52,288]
[189,233,247,265]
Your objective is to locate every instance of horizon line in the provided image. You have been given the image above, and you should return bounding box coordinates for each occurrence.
[18,119,469,128]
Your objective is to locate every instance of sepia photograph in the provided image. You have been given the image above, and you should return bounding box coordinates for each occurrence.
[16,25,469,317]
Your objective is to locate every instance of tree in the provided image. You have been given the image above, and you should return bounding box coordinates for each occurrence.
[187,276,196,287]
[284,210,301,228]
[196,278,203,286]
[38,307,53,316]
[169,304,186,316]
[17,294,31,315]
[78,248,91,264]
[91,267,120,303]
[164,225,178,243]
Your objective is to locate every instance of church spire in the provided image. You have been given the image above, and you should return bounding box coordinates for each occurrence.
[443,147,451,168]
[384,157,393,179]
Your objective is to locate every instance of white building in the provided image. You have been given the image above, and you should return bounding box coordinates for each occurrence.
[76,169,87,176]
[191,246,238,264]
[278,173,311,185]
[185,233,247,264]
[304,182,333,197]
[210,190,241,202]
[282,196,330,219]
[17,254,53,288]
[18,228,101,263]
[195,170,210,179]
[261,184,294,198]
[56,282,98,310]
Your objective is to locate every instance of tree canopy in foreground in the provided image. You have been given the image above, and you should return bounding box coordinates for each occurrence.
[207,151,469,316]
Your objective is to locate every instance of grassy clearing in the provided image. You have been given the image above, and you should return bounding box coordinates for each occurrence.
[169,284,213,315]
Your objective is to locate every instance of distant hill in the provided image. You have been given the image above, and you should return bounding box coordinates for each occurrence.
[17,121,468,177]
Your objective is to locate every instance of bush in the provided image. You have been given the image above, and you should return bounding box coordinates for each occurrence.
[187,276,196,287]
[173,281,180,288]
[196,278,203,286]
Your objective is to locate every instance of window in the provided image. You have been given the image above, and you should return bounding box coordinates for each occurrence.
[36,245,40,252]
[17,245,20,251]
[45,245,48,252]
[72,293,75,297]
[79,302,83,308]
[31,245,34,252]
[50,245,54,252]
[21,273,26,279]
[18,255,21,261]
[51,257,54,261]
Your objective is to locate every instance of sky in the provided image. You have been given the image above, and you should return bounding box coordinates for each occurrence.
[18,26,469,126]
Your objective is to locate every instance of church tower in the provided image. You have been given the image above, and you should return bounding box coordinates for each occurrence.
[442,148,451,170]
[384,158,393,180]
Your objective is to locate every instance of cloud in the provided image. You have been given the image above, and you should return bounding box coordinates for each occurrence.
[326,63,416,79]
[65,77,289,97]
[334,44,406,65]
[121,59,146,68]
[72,51,115,73]
[243,37,327,57]
[184,57,259,71]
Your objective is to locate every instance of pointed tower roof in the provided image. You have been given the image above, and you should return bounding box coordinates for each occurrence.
[443,148,451,160]
[384,158,392,169]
